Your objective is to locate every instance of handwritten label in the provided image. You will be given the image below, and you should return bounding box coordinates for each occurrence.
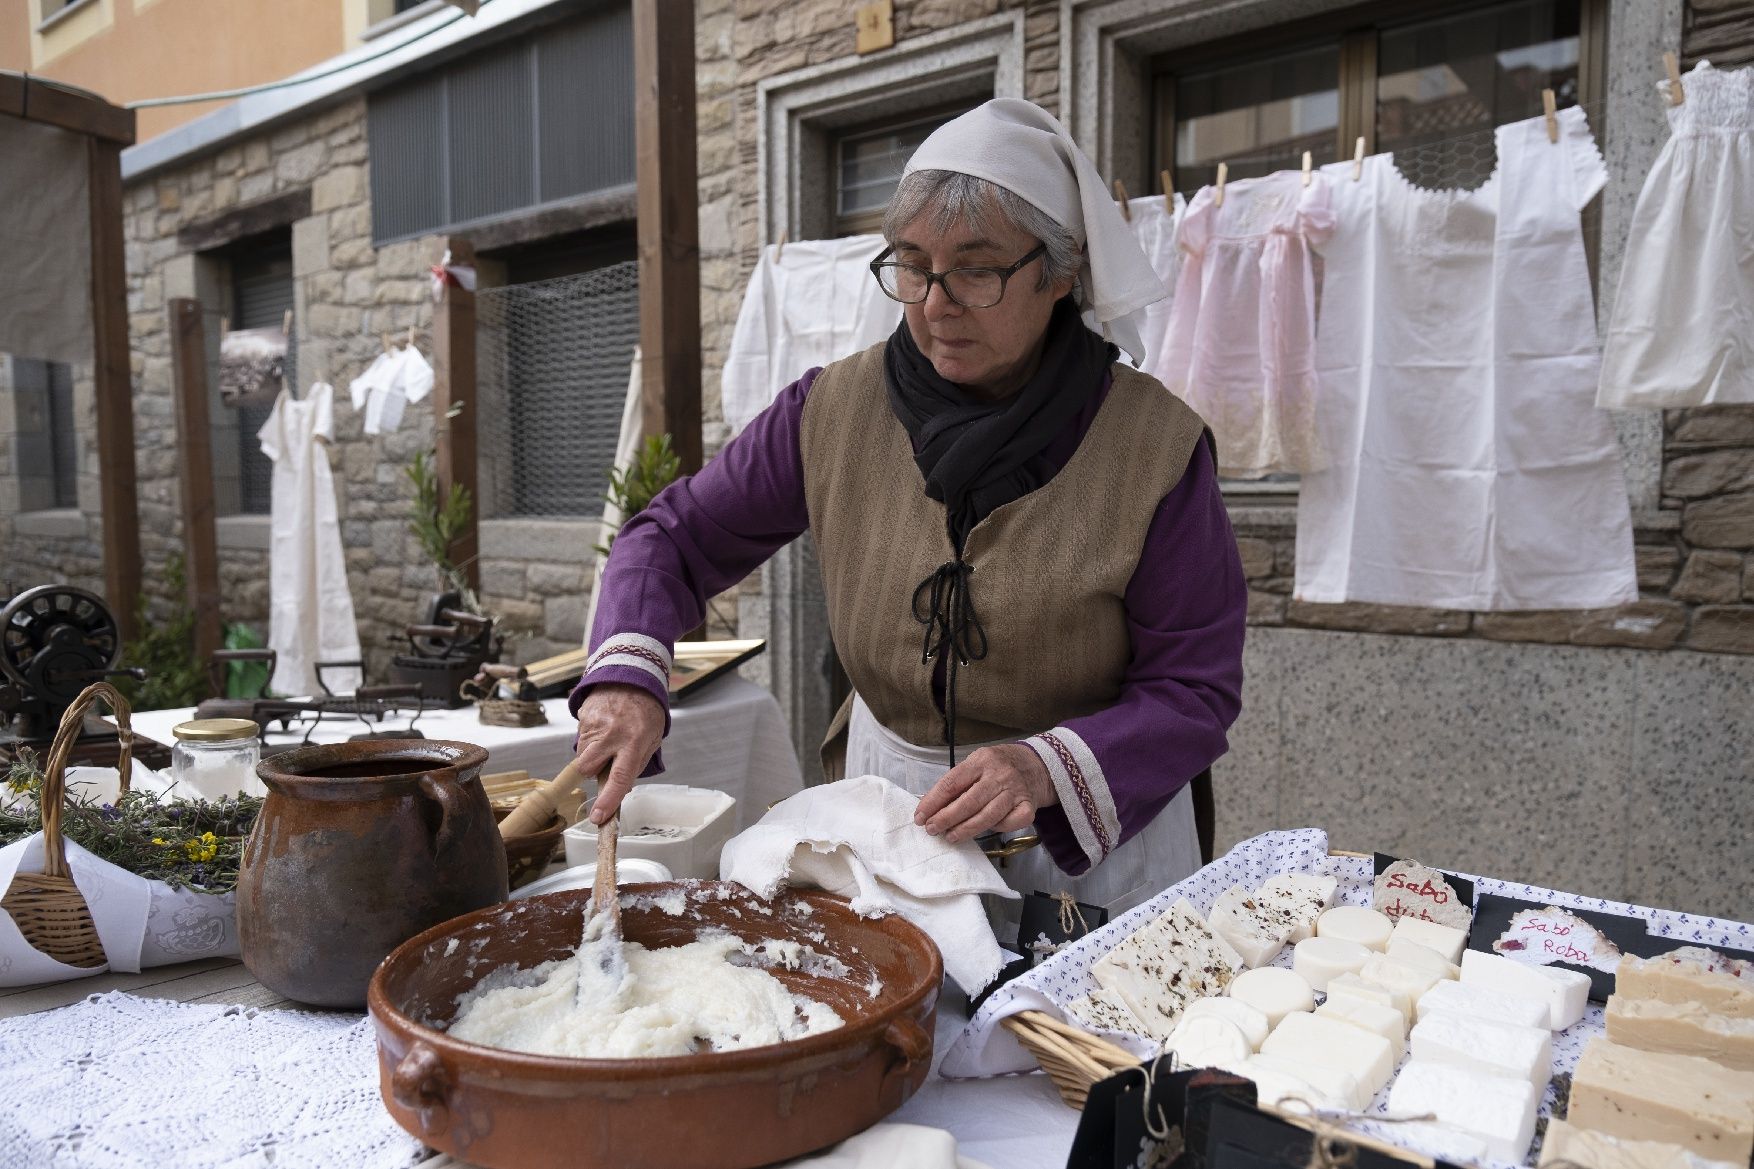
[1492,906,1622,973]
[1372,857,1473,930]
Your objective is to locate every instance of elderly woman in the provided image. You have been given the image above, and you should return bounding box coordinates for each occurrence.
[570,99,1246,916]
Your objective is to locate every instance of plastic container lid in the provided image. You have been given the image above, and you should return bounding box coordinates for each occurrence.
[508,858,673,901]
[171,718,260,743]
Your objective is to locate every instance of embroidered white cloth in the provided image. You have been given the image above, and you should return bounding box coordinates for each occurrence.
[719,776,1017,996]
[1599,60,1754,407]
[904,99,1168,366]
[720,235,899,435]
[259,383,363,697]
[1126,193,1186,380]
[0,992,420,1169]
[1295,109,1637,611]
[1160,171,1334,477]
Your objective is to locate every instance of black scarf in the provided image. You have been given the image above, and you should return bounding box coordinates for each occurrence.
[882,297,1116,764]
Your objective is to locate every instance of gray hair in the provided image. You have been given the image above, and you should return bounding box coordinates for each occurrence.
[882,170,1083,293]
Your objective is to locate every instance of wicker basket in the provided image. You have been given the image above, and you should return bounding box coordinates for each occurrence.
[0,682,135,970]
[478,698,547,728]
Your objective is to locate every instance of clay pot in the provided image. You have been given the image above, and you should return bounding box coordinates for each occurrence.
[240,739,508,1008]
[369,881,942,1169]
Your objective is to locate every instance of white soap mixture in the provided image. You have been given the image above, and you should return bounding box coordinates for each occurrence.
[447,929,846,1059]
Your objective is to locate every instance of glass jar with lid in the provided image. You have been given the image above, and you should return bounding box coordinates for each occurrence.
[170,719,266,800]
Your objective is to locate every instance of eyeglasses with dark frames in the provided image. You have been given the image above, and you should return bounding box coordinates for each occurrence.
[869,242,1049,309]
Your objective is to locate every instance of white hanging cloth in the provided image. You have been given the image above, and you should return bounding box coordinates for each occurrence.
[582,345,644,645]
[349,345,435,435]
[1296,109,1637,611]
[258,382,364,696]
[1125,192,1186,380]
[1598,60,1754,408]
[720,235,901,435]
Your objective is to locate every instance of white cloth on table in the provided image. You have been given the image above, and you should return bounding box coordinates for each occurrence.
[1160,171,1334,477]
[0,991,421,1169]
[1599,60,1754,408]
[1295,108,1637,611]
[1126,193,1186,379]
[781,1124,994,1169]
[721,235,899,435]
[259,383,363,697]
[720,775,1016,997]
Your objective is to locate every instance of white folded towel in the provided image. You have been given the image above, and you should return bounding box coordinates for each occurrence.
[780,1123,994,1169]
[720,776,1016,996]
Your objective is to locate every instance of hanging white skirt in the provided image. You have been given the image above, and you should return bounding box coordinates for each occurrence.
[845,695,1200,935]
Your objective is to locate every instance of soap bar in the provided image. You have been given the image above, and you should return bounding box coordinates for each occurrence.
[1460,949,1591,1030]
[1245,1051,1367,1111]
[1326,971,1412,1026]
[1360,953,1443,1009]
[1386,1060,1539,1163]
[1410,1008,1553,1086]
[1606,994,1754,1072]
[1257,874,1338,943]
[1235,1056,1346,1111]
[1418,978,1549,1029]
[1315,998,1406,1058]
[1317,906,1394,951]
[1570,1039,1754,1163]
[1540,1118,1744,1169]
[1168,1013,1253,1070]
[1228,967,1315,1028]
[1387,937,1460,983]
[1183,996,1270,1051]
[1389,916,1469,965]
[1093,899,1243,1041]
[1293,936,1373,993]
[1208,885,1299,968]
[1261,1009,1396,1100]
[1617,947,1754,1018]
[1067,988,1142,1035]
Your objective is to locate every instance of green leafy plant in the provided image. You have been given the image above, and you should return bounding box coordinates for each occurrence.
[406,449,477,603]
[595,434,682,556]
[118,555,209,711]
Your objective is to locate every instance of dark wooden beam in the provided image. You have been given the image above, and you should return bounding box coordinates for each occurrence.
[0,73,25,119]
[177,189,313,254]
[3,73,136,144]
[169,299,223,669]
[88,135,142,640]
[433,237,480,593]
[633,0,702,474]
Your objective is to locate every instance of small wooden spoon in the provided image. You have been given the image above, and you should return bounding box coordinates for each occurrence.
[575,778,628,1009]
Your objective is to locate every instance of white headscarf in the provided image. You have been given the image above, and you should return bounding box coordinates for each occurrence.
[902,98,1166,367]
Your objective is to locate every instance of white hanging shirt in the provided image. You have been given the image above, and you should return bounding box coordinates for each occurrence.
[258,382,364,697]
[1296,108,1637,612]
[720,235,901,435]
[1126,193,1186,379]
[1598,60,1754,408]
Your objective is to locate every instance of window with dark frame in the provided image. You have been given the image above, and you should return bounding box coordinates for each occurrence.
[228,239,295,518]
[831,105,977,238]
[10,358,79,512]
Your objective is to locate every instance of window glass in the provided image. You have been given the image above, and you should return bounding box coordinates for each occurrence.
[835,109,968,225]
[1173,44,1340,192]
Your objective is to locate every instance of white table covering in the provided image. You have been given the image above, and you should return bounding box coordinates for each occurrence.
[123,673,804,834]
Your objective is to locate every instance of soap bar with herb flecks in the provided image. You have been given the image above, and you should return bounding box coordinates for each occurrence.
[1091,899,1242,1042]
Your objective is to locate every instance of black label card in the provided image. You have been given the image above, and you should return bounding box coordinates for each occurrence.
[1021,889,1110,966]
[1468,893,1652,1001]
[968,953,1031,1015]
[1067,1056,1193,1169]
[1203,1097,1466,1169]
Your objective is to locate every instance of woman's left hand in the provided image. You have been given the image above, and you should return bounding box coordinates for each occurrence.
[914,743,1057,845]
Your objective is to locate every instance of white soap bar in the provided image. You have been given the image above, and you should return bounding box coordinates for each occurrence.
[1387,937,1460,982]
[1166,1013,1253,1070]
[1262,1009,1397,1100]
[1317,906,1394,951]
[1387,1060,1539,1163]
[1418,977,1550,1029]
[1246,1051,1367,1111]
[1326,971,1412,1026]
[1461,949,1591,1030]
[1411,1008,1553,1086]
[1092,899,1244,1040]
[1316,998,1406,1058]
[1293,936,1374,993]
[1208,885,1298,968]
[1361,953,1443,1007]
[1229,967,1316,1027]
[1390,917,1469,965]
[1236,1057,1346,1111]
[1257,874,1338,943]
[1182,996,1270,1051]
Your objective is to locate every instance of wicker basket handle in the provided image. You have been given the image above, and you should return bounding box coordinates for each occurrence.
[39,682,135,880]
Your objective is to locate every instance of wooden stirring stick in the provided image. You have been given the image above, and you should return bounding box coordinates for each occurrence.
[498,758,586,837]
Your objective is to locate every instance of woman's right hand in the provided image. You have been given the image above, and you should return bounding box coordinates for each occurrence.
[573,683,666,824]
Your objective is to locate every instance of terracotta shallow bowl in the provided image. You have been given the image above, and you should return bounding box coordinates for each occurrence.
[367,880,943,1169]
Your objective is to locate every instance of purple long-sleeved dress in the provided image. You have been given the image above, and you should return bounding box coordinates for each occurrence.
[571,365,1248,876]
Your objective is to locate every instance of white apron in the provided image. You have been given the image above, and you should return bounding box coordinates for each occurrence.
[845,696,1200,935]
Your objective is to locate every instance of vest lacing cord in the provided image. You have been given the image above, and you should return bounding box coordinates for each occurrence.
[912,551,989,768]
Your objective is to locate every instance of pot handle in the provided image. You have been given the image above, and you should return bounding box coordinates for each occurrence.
[878,1014,932,1108]
[391,1041,452,1137]
[418,772,472,856]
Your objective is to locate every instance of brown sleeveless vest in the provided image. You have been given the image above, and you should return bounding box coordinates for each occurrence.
[800,342,1207,748]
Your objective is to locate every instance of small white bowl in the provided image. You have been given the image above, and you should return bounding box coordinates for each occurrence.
[508,857,674,900]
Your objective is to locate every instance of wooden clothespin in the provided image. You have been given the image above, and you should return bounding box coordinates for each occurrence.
[774,229,787,262]
[1663,51,1685,106]
[281,308,292,338]
[1352,136,1366,181]
[381,331,393,355]
[1112,178,1131,222]
[1160,169,1174,213]
[1214,162,1228,208]
[1542,88,1559,143]
[220,315,230,337]
[406,323,416,350]
[1301,150,1313,188]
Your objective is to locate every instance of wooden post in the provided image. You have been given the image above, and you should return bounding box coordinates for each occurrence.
[169,299,222,669]
[433,236,480,592]
[87,133,142,640]
[633,0,702,475]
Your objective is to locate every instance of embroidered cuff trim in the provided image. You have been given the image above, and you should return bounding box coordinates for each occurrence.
[585,632,672,689]
[1024,727,1119,867]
